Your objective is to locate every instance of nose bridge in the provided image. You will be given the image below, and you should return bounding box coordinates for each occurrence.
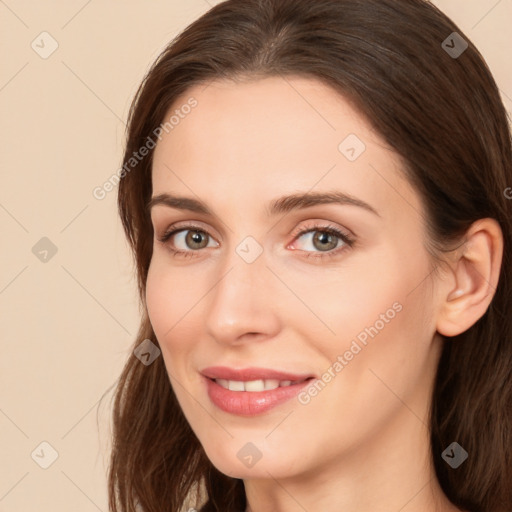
[204,240,280,344]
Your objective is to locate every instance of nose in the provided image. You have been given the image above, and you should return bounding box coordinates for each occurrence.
[204,248,281,347]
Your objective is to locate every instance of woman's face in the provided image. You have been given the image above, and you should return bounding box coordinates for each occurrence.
[146,76,445,479]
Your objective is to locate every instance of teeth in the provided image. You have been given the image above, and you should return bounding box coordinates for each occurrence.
[216,379,229,389]
[264,379,280,390]
[228,380,245,391]
[215,379,301,392]
[245,379,266,391]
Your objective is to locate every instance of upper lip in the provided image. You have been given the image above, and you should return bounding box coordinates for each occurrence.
[201,366,315,382]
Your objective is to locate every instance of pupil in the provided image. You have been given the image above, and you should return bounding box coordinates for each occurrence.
[187,231,204,249]
[315,231,336,251]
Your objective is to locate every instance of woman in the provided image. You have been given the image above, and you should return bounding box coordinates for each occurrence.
[108,0,512,511]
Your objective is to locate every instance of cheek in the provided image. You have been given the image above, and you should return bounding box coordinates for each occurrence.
[145,259,171,336]
[307,241,435,377]
[145,255,210,375]
[312,249,437,418]
[146,253,195,329]
[286,245,417,350]
[146,255,201,363]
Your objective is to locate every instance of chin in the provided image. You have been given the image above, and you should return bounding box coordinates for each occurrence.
[203,442,301,480]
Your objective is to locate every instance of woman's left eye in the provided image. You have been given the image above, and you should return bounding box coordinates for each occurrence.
[289,224,355,259]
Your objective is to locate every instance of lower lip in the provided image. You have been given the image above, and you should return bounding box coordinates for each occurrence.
[203,376,313,416]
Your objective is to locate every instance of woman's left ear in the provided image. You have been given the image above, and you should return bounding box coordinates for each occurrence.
[436,218,504,337]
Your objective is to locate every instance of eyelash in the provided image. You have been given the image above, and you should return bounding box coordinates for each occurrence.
[157,222,355,260]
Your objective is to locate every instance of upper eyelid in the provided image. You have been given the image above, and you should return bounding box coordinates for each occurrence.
[290,225,354,249]
[158,220,347,235]
[160,221,219,240]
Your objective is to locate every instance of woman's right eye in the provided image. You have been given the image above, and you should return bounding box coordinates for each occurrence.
[158,226,219,257]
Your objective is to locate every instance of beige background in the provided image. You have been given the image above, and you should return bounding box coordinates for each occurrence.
[0,1,511,510]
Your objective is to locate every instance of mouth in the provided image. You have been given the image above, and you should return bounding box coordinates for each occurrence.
[200,366,316,416]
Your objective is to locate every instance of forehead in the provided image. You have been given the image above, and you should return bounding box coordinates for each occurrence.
[150,76,420,221]
[153,76,371,170]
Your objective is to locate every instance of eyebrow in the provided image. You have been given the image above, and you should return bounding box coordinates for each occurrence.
[147,190,380,217]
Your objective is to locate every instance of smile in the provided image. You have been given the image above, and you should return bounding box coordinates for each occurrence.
[213,378,309,392]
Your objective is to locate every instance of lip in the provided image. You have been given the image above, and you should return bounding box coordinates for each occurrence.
[200,366,316,416]
[200,366,314,382]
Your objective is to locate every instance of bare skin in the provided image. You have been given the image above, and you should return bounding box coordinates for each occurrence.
[146,76,501,512]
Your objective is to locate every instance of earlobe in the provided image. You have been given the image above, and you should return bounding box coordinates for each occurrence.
[436,218,503,338]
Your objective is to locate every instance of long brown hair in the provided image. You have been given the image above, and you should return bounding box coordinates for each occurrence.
[109,1,512,511]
